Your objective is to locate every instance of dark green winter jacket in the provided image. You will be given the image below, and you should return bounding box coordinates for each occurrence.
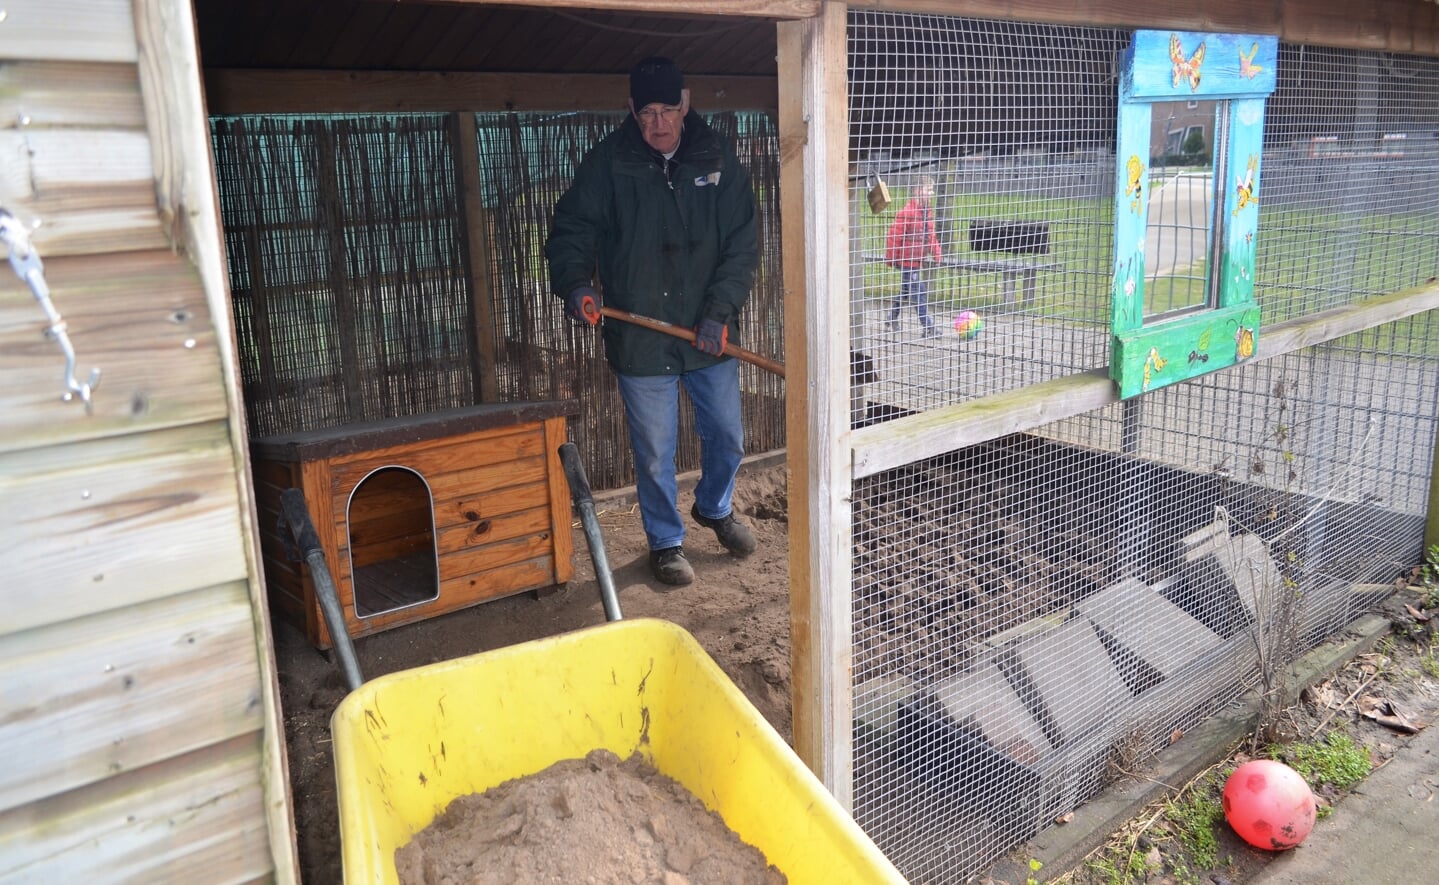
[546,111,759,376]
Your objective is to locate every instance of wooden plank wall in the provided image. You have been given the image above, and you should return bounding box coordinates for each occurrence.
[0,0,294,881]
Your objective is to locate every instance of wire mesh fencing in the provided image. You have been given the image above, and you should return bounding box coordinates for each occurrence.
[845,10,1439,882]
[847,13,1439,431]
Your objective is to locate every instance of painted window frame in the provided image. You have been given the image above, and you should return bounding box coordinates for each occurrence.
[1110,31,1278,399]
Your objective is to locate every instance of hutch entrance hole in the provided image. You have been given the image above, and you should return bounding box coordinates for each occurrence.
[347,466,439,618]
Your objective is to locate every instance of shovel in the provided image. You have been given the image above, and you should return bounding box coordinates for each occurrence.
[584,303,786,379]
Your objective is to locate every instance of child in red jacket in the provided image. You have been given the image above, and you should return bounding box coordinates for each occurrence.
[884,175,943,337]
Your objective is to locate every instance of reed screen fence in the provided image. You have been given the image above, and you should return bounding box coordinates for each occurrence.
[210,110,785,492]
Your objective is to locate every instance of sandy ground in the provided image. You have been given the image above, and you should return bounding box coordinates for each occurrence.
[275,461,793,884]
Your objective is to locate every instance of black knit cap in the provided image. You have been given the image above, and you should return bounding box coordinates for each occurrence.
[630,56,683,109]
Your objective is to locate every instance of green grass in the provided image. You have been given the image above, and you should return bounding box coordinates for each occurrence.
[1267,731,1372,794]
[854,185,1439,356]
[1145,260,1209,316]
[1421,646,1439,680]
[1083,849,1155,885]
[1164,779,1225,871]
[854,187,1114,323]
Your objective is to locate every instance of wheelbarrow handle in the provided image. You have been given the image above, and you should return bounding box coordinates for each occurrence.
[279,488,365,691]
[558,442,623,622]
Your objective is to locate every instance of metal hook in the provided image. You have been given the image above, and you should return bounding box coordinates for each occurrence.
[0,209,101,412]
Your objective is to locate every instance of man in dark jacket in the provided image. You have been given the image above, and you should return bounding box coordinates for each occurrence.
[546,57,760,587]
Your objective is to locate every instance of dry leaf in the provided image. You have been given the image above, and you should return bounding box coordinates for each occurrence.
[1405,603,1431,622]
[1306,681,1339,709]
[1054,812,1074,825]
[1359,697,1424,734]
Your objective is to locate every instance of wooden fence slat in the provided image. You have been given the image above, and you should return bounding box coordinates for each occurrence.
[0,60,145,129]
[0,438,250,636]
[851,285,1439,479]
[0,0,139,64]
[0,733,271,882]
[0,250,228,448]
[0,130,165,256]
[0,584,264,814]
[5,127,153,187]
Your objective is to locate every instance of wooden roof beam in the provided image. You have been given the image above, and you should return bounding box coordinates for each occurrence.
[408,0,819,20]
[204,69,778,115]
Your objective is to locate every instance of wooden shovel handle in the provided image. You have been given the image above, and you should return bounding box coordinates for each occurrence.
[589,304,786,379]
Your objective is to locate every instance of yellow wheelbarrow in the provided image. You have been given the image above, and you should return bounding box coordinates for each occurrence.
[279,446,905,883]
[330,617,906,883]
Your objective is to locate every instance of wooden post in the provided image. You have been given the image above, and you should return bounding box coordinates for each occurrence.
[449,112,500,403]
[779,0,854,808]
[132,0,300,878]
[1426,425,1439,554]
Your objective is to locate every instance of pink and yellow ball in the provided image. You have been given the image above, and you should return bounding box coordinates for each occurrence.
[953,310,983,340]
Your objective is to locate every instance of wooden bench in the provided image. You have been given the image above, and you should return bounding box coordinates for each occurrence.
[862,250,1061,307]
[964,219,1059,306]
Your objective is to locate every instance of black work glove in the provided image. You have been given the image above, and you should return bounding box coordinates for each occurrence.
[563,287,599,326]
[694,318,728,356]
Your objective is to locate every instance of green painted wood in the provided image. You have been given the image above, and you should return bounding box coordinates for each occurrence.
[1112,303,1260,398]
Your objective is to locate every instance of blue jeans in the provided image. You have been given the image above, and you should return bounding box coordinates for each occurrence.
[615,360,745,551]
[889,267,934,330]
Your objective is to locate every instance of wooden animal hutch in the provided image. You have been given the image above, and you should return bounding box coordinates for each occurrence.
[251,401,577,648]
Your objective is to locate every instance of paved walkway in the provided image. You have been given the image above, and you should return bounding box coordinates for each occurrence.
[1250,719,1439,883]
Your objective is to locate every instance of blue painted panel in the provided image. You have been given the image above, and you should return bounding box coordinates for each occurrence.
[1217,98,1266,308]
[1122,31,1277,100]
[1110,103,1152,334]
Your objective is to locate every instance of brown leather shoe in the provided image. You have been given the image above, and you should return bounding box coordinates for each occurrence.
[691,504,757,557]
[649,546,694,586]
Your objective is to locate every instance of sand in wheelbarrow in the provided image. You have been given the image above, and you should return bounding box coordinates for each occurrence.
[395,748,786,885]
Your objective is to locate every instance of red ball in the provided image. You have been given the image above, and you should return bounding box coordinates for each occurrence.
[1222,759,1317,851]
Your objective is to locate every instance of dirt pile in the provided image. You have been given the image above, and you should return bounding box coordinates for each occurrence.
[395,749,785,885]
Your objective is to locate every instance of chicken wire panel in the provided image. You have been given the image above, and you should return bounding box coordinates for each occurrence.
[1259,46,1439,323]
[851,318,1436,883]
[848,13,1126,427]
[846,23,1439,431]
[850,433,1254,883]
